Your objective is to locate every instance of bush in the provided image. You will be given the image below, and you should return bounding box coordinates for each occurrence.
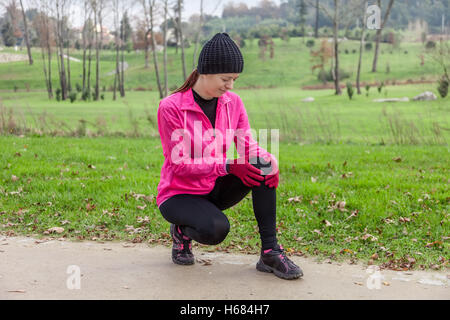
[365,42,373,51]
[56,88,62,101]
[437,76,449,98]
[425,41,436,49]
[365,84,370,97]
[325,69,351,82]
[76,83,82,93]
[317,69,328,84]
[352,49,357,54]
[346,82,354,100]
[377,81,384,94]
[344,49,349,54]
[69,92,77,103]
[306,39,315,48]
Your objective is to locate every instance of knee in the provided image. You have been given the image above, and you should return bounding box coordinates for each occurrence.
[197,218,230,245]
[249,156,272,175]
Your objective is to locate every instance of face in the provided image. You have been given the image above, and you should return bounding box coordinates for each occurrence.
[200,73,240,97]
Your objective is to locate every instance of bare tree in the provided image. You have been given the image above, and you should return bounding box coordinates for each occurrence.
[91,0,105,100]
[356,1,368,94]
[372,0,395,72]
[141,0,163,98]
[175,0,186,81]
[33,0,53,98]
[191,0,203,70]
[19,0,33,65]
[314,0,319,38]
[149,0,164,99]
[53,0,69,100]
[306,0,364,95]
[163,0,168,97]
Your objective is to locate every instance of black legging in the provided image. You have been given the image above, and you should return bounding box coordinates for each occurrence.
[159,157,278,251]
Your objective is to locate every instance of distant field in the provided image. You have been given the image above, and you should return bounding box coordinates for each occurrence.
[0,38,445,91]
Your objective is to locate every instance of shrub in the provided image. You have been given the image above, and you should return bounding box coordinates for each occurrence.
[306,39,315,48]
[69,92,77,103]
[76,83,82,93]
[344,49,349,54]
[56,88,62,101]
[425,40,436,49]
[346,82,354,100]
[352,49,356,54]
[377,81,384,94]
[325,69,351,82]
[365,84,370,97]
[317,69,328,84]
[437,76,449,98]
[365,42,373,51]
[101,94,105,100]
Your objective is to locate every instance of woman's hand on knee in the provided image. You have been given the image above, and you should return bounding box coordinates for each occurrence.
[227,158,265,187]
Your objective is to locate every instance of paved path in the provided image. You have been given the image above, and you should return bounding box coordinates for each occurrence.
[0,236,448,300]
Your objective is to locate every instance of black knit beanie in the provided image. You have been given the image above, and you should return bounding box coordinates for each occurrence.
[197,33,244,74]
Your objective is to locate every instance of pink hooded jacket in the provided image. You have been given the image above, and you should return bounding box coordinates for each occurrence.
[156,88,273,208]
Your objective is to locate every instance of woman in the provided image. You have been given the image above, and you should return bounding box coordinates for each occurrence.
[156,33,302,280]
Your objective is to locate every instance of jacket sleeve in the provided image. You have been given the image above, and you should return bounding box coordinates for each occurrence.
[157,102,228,178]
[234,96,272,162]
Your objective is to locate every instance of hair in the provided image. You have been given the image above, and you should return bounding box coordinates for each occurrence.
[172,69,200,95]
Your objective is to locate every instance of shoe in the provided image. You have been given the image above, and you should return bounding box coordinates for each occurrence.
[170,224,195,265]
[256,245,303,280]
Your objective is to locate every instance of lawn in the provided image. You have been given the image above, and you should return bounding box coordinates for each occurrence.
[0,136,448,270]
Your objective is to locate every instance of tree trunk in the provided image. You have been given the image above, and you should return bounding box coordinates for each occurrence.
[19,0,33,65]
[372,0,394,72]
[56,0,67,100]
[66,38,71,92]
[163,0,169,97]
[356,1,368,94]
[94,1,99,101]
[192,0,203,70]
[120,13,125,98]
[315,0,319,38]
[333,0,341,95]
[177,0,187,81]
[150,0,163,98]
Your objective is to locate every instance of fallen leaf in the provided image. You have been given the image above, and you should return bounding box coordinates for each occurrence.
[11,175,18,182]
[136,205,147,211]
[46,227,64,234]
[8,290,26,293]
[392,157,402,162]
[311,177,317,183]
[196,258,212,266]
[382,282,390,286]
[323,220,332,227]
[288,196,303,203]
[88,164,96,169]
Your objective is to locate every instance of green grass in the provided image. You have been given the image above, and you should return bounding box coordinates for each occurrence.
[1,84,449,145]
[0,136,448,270]
[0,38,445,91]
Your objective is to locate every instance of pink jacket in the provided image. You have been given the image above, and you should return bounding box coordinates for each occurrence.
[156,88,273,208]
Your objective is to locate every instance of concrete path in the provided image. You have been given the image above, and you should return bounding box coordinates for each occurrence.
[0,236,448,300]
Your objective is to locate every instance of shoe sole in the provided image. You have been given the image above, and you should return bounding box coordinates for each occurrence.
[172,256,195,265]
[256,260,303,280]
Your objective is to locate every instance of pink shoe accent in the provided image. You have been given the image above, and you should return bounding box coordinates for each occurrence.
[264,249,273,254]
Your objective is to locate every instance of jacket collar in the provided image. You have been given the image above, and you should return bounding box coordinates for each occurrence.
[180,88,231,112]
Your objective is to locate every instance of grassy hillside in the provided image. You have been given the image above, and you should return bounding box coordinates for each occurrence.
[0,37,444,91]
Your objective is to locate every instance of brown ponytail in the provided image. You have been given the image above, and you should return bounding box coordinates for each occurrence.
[172,69,200,95]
